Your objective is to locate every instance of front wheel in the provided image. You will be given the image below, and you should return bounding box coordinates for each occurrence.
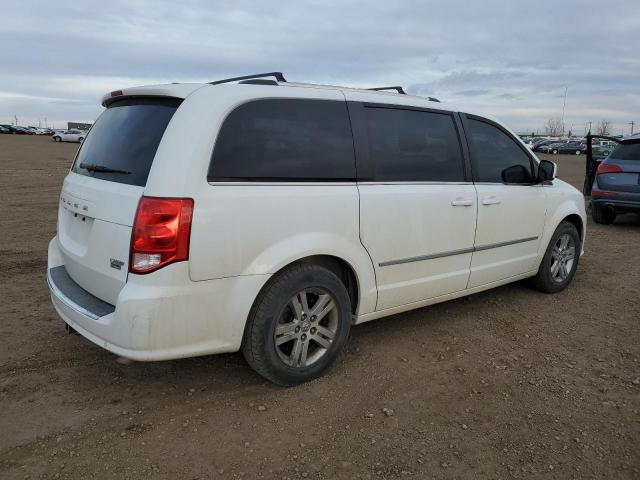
[552,149,558,154]
[242,264,352,386]
[575,150,581,155]
[530,221,581,293]
[53,136,61,142]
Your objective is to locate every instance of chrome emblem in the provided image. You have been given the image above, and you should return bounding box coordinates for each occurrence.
[110,259,125,270]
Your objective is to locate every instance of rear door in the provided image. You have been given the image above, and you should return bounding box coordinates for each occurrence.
[57,97,180,304]
[461,114,547,288]
[350,100,477,311]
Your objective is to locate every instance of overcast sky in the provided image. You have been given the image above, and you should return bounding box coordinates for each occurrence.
[1,0,638,134]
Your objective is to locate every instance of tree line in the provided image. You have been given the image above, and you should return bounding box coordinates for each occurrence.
[544,118,611,136]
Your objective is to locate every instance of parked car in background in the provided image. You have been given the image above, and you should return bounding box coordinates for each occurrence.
[47,74,586,385]
[537,142,565,154]
[2,125,24,134]
[540,141,586,155]
[14,126,35,135]
[592,140,617,161]
[591,133,640,223]
[0,125,11,134]
[519,138,534,149]
[52,129,86,143]
[533,139,561,152]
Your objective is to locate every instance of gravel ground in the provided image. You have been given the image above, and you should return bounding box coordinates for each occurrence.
[1,135,639,479]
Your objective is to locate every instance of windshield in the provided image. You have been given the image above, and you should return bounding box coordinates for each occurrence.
[72,98,181,186]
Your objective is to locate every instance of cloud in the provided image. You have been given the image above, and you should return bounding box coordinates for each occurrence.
[0,0,638,134]
[456,90,491,97]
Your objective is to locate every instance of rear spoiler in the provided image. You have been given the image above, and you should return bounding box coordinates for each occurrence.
[100,83,203,107]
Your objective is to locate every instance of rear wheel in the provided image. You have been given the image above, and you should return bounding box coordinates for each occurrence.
[242,263,352,386]
[530,221,580,293]
[592,203,616,224]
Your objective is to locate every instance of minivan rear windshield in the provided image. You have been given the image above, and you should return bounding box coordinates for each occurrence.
[72,98,181,186]
[610,140,640,160]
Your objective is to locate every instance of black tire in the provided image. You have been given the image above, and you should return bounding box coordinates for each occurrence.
[530,221,581,293]
[78,137,84,143]
[53,136,60,142]
[242,263,352,386]
[591,204,616,224]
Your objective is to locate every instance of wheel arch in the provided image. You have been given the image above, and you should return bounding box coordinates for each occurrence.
[240,254,365,353]
[252,254,362,317]
[562,213,584,242]
[293,255,360,315]
[536,194,587,271]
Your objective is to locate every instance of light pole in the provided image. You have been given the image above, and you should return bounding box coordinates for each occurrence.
[560,86,568,136]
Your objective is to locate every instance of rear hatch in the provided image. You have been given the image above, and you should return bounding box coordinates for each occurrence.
[597,140,640,194]
[57,97,181,305]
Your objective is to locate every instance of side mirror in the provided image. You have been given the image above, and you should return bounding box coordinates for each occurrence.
[502,164,532,183]
[537,159,556,183]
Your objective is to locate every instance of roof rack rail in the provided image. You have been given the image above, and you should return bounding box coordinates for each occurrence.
[368,86,406,94]
[238,79,279,86]
[209,72,286,85]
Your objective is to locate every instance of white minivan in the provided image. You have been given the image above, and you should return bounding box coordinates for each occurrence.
[48,72,586,385]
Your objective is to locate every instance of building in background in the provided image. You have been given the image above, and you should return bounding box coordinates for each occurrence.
[67,122,92,130]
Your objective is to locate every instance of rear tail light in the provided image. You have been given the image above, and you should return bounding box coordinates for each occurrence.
[130,196,194,274]
[597,163,623,174]
[592,190,619,197]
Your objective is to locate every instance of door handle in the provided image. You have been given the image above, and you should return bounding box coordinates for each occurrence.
[482,196,501,205]
[451,198,474,207]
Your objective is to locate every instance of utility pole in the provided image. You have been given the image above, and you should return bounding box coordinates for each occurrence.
[560,86,568,136]
[630,121,635,135]
[14,115,18,126]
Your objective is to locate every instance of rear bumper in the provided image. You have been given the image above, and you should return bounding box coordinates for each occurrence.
[48,237,269,361]
[592,192,640,213]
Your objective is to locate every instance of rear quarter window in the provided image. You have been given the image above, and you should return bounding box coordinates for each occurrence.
[72,98,181,187]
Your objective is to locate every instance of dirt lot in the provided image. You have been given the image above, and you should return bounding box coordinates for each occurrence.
[1,135,638,479]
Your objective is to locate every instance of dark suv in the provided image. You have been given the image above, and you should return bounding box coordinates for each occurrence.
[591,133,640,223]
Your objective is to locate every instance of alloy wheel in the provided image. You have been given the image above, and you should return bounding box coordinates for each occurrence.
[274,288,338,368]
[550,233,575,283]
